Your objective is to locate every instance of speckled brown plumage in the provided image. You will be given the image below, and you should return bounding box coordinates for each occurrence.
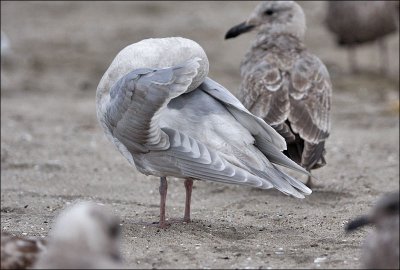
[226,1,332,187]
[1,232,46,270]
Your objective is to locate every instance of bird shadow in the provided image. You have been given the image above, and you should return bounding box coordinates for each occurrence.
[122,217,261,242]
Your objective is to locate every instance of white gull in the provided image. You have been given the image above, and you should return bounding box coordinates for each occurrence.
[96,37,312,228]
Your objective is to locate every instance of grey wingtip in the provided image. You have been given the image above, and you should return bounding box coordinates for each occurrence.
[295,181,312,197]
[292,188,312,199]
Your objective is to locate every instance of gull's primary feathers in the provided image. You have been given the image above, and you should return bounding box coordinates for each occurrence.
[96,37,312,228]
[346,192,399,269]
[225,1,332,187]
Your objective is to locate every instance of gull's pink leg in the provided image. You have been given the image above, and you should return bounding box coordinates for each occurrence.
[183,178,193,223]
[159,177,168,228]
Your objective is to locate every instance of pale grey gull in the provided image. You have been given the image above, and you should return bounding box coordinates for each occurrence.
[225,1,332,188]
[96,37,312,228]
[346,192,399,269]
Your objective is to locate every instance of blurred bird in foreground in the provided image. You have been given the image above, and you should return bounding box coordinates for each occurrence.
[96,37,312,228]
[346,192,399,269]
[1,231,46,269]
[325,1,400,75]
[225,1,332,188]
[1,30,13,91]
[1,30,11,57]
[1,201,123,269]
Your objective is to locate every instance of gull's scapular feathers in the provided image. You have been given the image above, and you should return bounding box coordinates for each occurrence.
[96,37,312,202]
[225,2,332,185]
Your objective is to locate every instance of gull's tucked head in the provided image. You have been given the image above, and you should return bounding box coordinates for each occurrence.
[225,1,306,40]
[49,201,122,261]
[97,37,209,105]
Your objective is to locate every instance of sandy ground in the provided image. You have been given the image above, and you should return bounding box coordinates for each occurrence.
[1,1,399,269]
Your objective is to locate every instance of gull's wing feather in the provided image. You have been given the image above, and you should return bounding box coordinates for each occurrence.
[103,58,201,154]
[239,56,291,127]
[289,53,331,168]
[199,77,309,176]
[289,53,331,144]
[146,127,275,189]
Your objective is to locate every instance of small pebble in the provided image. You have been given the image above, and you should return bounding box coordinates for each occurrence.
[314,257,327,263]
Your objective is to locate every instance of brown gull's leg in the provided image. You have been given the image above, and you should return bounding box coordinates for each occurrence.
[305,173,313,189]
[183,178,193,223]
[378,39,389,76]
[158,176,169,229]
[305,169,324,189]
[348,46,359,74]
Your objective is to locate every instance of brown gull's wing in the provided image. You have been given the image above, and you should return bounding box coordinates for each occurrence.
[1,231,46,270]
[288,53,332,169]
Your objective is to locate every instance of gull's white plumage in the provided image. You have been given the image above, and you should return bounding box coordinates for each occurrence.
[96,37,312,227]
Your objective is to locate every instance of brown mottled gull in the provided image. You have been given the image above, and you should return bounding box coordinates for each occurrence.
[325,1,399,74]
[346,192,399,269]
[96,37,312,228]
[1,231,46,269]
[225,1,332,188]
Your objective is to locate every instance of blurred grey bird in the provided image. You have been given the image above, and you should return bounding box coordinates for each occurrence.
[346,192,399,269]
[1,202,122,269]
[325,1,399,75]
[1,30,10,56]
[225,1,332,188]
[33,201,123,269]
[96,37,312,228]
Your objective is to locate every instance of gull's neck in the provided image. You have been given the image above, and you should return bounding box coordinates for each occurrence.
[251,31,305,52]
